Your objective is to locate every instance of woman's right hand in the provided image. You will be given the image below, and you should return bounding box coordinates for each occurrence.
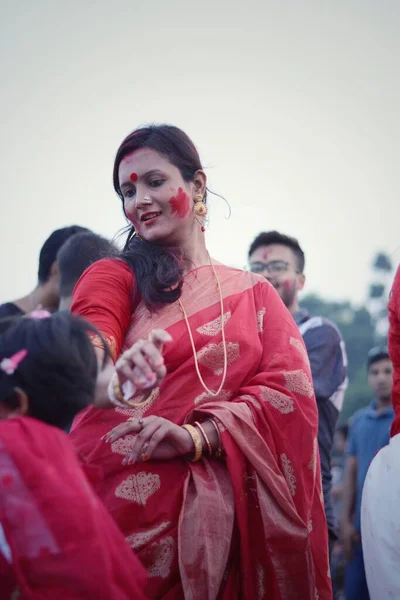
[115,329,173,397]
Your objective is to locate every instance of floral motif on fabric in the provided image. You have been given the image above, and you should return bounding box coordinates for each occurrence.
[283,369,314,398]
[308,436,318,472]
[115,388,160,418]
[148,536,175,579]
[111,434,136,456]
[89,333,117,362]
[196,312,231,336]
[197,342,240,375]
[259,386,294,414]
[125,521,170,551]
[280,453,296,496]
[315,590,320,600]
[194,389,232,406]
[256,307,266,333]
[289,336,309,363]
[240,394,261,410]
[115,472,160,505]
[307,519,313,533]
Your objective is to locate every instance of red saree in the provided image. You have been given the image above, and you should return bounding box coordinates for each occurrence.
[389,265,400,438]
[70,258,331,599]
[0,416,147,600]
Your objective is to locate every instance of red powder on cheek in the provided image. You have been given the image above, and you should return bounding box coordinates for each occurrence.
[169,187,190,218]
[126,212,140,230]
[130,172,138,182]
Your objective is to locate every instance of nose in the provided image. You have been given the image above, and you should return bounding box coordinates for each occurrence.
[136,194,152,209]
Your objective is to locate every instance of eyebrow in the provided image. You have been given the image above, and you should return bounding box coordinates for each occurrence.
[120,169,165,191]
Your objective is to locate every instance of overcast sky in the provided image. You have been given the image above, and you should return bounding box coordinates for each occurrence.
[1,0,399,305]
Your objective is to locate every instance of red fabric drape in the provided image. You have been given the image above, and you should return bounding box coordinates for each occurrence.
[0,417,147,600]
[389,265,400,437]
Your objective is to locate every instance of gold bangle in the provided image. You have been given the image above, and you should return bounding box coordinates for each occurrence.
[182,424,203,462]
[113,375,125,404]
[194,421,212,457]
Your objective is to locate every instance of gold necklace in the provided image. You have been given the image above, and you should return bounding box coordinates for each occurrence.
[178,255,227,397]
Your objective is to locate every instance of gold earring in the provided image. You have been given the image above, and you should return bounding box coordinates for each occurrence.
[194,194,207,217]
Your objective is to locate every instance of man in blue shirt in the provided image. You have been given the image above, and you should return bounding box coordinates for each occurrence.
[248,231,348,558]
[341,347,394,600]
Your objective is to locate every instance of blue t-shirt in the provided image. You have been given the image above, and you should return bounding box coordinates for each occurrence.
[347,400,394,531]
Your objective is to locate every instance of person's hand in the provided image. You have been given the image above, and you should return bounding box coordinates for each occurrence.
[104,416,194,464]
[116,329,172,397]
[341,520,360,562]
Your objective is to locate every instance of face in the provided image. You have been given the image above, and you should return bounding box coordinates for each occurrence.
[367,358,393,400]
[249,244,305,309]
[118,148,205,244]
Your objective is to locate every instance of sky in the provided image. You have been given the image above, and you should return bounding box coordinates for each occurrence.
[1,0,399,305]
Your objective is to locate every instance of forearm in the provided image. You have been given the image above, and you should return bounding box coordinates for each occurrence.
[92,348,116,408]
[196,420,221,454]
[341,460,357,524]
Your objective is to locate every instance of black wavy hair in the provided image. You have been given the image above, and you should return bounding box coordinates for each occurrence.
[113,124,206,310]
[248,230,305,273]
[57,232,119,298]
[0,313,109,429]
[38,225,90,284]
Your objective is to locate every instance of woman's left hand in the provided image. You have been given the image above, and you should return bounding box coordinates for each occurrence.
[103,416,194,465]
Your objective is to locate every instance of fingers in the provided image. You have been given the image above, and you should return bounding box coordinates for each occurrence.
[116,338,168,388]
[148,329,173,348]
[123,419,165,465]
[103,415,155,443]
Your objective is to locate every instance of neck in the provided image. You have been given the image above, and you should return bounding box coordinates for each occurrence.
[287,298,299,315]
[179,229,209,274]
[14,284,58,314]
[377,395,392,410]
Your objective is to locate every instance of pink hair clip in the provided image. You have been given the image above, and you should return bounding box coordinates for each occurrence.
[0,349,28,375]
[28,310,51,320]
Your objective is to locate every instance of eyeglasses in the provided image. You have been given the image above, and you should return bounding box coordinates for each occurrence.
[249,260,300,275]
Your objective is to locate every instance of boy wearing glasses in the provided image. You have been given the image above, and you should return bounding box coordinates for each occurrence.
[248,231,348,559]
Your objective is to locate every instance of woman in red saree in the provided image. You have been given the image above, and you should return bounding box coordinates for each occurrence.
[70,124,332,599]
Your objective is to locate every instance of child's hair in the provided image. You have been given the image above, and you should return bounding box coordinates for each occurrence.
[0,313,109,429]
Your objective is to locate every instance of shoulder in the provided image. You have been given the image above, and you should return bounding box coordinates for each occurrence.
[215,263,273,290]
[0,417,65,453]
[0,303,23,319]
[81,257,133,279]
[301,314,343,342]
[74,258,134,291]
[349,405,370,428]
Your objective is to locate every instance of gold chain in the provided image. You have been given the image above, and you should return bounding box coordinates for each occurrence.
[178,255,227,397]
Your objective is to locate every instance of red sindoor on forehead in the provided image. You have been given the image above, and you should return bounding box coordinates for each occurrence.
[130,172,138,182]
[261,249,272,261]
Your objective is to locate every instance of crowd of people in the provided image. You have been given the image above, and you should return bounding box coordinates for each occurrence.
[0,124,398,599]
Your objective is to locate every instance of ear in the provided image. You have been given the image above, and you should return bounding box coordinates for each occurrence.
[49,260,60,283]
[2,387,30,418]
[297,273,306,292]
[192,170,207,199]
